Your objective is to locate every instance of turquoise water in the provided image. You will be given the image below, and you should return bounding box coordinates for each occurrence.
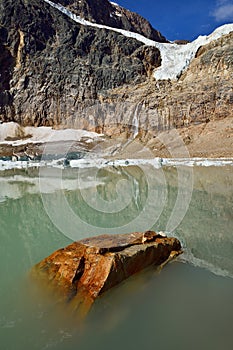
[0,165,233,350]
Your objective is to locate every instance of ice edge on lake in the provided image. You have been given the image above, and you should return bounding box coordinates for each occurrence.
[0,157,233,171]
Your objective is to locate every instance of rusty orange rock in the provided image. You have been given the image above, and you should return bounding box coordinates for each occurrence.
[32,231,182,315]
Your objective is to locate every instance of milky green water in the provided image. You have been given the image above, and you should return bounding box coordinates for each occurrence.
[0,165,233,350]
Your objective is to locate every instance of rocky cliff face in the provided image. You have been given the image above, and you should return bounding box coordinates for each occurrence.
[53,0,167,42]
[0,0,161,126]
[105,31,233,130]
[0,0,232,155]
[98,31,233,157]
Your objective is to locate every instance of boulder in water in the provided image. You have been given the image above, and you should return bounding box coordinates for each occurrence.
[31,231,182,316]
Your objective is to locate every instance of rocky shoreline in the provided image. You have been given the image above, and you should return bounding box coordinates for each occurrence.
[0,116,232,160]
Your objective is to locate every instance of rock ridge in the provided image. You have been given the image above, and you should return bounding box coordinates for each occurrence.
[51,0,167,42]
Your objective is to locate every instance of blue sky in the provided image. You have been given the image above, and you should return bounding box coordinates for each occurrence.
[115,0,233,41]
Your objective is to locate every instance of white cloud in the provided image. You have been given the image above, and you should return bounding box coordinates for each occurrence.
[212,0,233,22]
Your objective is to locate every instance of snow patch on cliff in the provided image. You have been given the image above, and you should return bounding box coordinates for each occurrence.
[110,2,120,7]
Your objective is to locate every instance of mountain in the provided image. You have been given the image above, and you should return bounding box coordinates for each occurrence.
[0,0,162,126]
[0,0,232,157]
[108,30,233,157]
[51,0,167,42]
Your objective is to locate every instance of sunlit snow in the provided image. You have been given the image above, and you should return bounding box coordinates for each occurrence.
[0,122,101,146]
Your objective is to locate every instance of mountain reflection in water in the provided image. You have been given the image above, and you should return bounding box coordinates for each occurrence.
[0,164,232,350]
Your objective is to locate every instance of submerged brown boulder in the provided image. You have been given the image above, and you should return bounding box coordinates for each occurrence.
[32,231,182,316]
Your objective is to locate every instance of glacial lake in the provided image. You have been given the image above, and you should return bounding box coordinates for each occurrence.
[0,163,233,350]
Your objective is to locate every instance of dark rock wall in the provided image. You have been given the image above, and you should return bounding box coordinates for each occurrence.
[0,0,161,126]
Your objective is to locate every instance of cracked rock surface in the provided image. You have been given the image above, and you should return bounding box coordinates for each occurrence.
[32,231,182,315]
